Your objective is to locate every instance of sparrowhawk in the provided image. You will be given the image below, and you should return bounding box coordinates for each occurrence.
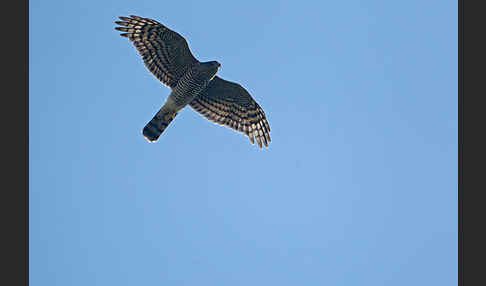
[115,15,271,148]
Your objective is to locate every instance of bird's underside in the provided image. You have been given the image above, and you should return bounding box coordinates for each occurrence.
[115,15,271,148]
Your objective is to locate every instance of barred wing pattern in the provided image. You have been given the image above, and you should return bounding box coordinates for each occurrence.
[190,76,271,148]
[115,15,198,88]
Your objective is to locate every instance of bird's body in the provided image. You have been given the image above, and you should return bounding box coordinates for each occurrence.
[143,61,220,141]
[166,61,221,111]
[115,15,271,148]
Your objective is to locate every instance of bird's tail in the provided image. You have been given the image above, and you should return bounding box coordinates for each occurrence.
[142,107,178,142]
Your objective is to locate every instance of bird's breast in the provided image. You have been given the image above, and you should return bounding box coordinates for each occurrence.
[168,68,213,110]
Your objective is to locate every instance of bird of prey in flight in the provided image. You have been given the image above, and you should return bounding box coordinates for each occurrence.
[115,15,271,148]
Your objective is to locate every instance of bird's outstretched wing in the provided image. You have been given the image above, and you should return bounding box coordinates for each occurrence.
[115,15,198,88]
[189,76,271,148]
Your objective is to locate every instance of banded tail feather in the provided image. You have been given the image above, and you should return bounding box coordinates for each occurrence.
[142,108,178,142]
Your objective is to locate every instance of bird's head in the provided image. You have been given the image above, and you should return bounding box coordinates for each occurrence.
[207,61,221,68]
[200,61,221,81]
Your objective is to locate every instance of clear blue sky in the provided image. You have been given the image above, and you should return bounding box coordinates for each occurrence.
[30,1,457,285]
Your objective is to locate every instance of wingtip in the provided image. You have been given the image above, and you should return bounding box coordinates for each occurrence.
[249,134,255,145]
[256,136,263,149]
[129,15,144,20]
[118,16,131,22]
